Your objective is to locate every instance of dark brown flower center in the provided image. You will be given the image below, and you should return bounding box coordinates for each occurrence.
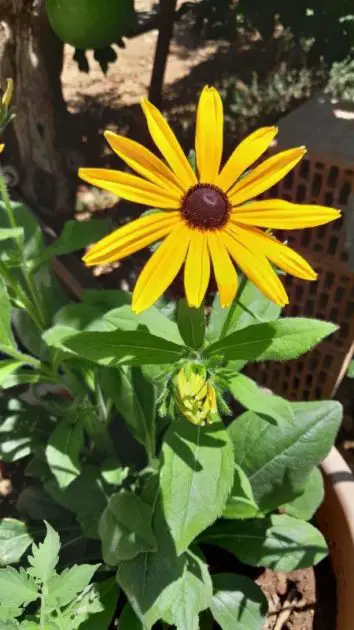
[181,184,230,229]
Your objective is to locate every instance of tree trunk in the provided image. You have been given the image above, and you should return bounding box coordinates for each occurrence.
[0,0,79,227]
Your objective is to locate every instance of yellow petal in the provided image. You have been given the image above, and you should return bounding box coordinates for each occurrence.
[104,130,185,196]
[83,212,181,266]
[208,231,238,307]
[231,198,341,228]
[132,223,191,313]
[195,86,223,183]
[184,230,210,307]
[0,144,4,154]
[141,97,197,190]
[78,168,181,209]
[223,229,289,306]
[230,224,317,281]
[217,126,277,193]
[229,147,306,206]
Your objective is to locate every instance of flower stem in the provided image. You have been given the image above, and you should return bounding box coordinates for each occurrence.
[219,274,248,340]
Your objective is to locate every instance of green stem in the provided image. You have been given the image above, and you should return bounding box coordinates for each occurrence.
[0,344,41,369]
[219,274,248,340]
[39,585,47,630]
[0,170,46,329]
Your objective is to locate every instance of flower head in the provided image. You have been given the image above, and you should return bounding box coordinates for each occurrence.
[174,364,217,426]
[79,87,340,313]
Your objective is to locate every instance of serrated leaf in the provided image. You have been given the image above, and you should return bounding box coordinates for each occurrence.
[282,467,324,521]
[177,299,205,349]
[47,563,100,608]
[0,567,38,607]
[0,602,23,620]
[205,318,338,362]
[77,578,119,630]
[99,492,157,564]
[210,573,268,630]
[160,421,234,555]
[0,519,34,566]
[228,374,294,423]
[203,514,328,571]
[45,418,84,489]
[27,522,60,582]
[34,219,111,266]
[228,401,342,511]
[0,620,20,630]
[222,464,260,520]
[63,330,186,366]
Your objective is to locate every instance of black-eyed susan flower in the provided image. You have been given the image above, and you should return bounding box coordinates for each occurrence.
[79,87,340,314]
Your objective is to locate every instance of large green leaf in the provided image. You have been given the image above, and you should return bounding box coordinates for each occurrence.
[177,299,205,349]
[282,467,324,521]
[34,218,111,266]
[0,520,34,566]
[228,373,294,423]
[47,563,100,608]
[63,329,187,366]
[12,310,42,358]
[119,602,144,630]
[205,318,338,362]
[210,573,268,630]
[45,418,84,489]
[0,398,54,462]
[118,500,212,629]
[100,366,156,457]
[228,401,342,510]
[203,514,328,571]
[99,492,157,564]
[222,464,260,520]
[0,568,38,607]
[207,282,281,343]
[160,421,234,555]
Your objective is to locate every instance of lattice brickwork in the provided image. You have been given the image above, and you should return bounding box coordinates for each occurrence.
[247,152,354,401]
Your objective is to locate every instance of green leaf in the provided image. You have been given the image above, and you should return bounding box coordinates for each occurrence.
[177,299,205,349]
[99,492,157,564]
[222,464,260,520]
[0,361,23,386]
[34,219,111,266]
[0,621,19,630]
[119,602,144,630]
[17,487,71,524]
[0,227,23,242]
[0,567,38,607]
[100,458,126,486]
[0,602,23,621]
[228,401,342,511]
[228,374,294,423]
[203,514,328,571]
[207,282,281,343]
[160,421,234,555]
[74,578,119,630]
[282,467,324,521]
[83,289,130,310]
[347,359,354,378]
[205,318,338,362]
[118,499,212,629]
[0,519,34,566]
[104,304,184,345]
[45,418,84,489]
[47,563,100,608]
[0,202,44,261]
[210,573,268,630]
[12,310,42,358]
[0,276,15,348]
[53,304,112,332]
[0,398,53,463]
[27,522,60,583]
[45,465,107,539]
[63,329,186,366]
[100,366,156,453]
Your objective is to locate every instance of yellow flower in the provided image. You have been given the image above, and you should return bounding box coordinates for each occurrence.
[1,78,13,109]
[0,144,4,154]
[79,86,340,314]
[175,365,217,426]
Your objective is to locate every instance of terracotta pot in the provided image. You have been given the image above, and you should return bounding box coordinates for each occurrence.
[317,447,354,630]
